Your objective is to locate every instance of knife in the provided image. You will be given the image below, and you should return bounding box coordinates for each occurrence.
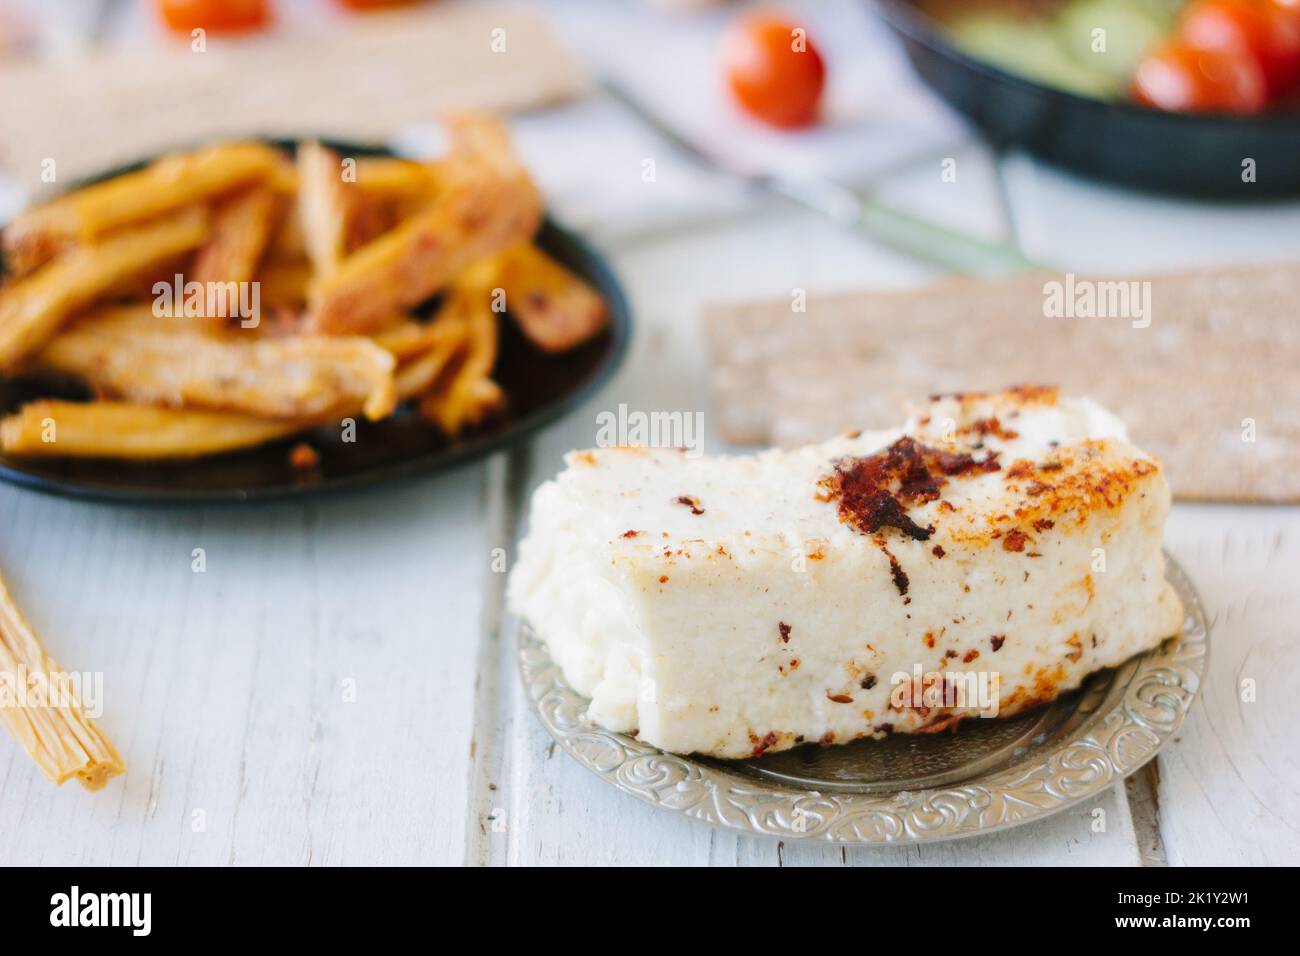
[599,77,1050,277]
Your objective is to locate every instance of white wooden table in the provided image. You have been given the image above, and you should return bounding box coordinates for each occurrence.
[1,0,1298,867]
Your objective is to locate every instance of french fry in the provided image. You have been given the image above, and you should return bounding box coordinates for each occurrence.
[1,142,280,275]
[345,201,398,258]
[354,157,441,200]
[0,400,305,459]
[471,241,609,353]
[189,186,278,286]
[307,180,537,334]
[444,287,498,382]
[0,207,209,372]
[269,158,431,265]
[416,287,502,432]
[104,251,197,303]
[268,154,300,195]
[267,156,435,201]
[0,569,125,790]
[420,375,506,433]
[342,158,444,253]
[37,305,397,420]
[296,140,353,279]
[309,176,540,335]
[394,318,470,400]
[256,258,313,310]
[307,116,542,335]
[467,377,507,422]
[266,208,307,264]
[371,318,437,360]
[441,113,535,185]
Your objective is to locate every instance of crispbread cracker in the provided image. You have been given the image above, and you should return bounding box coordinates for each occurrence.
[706,264,1300,502]
[0,6,585,194]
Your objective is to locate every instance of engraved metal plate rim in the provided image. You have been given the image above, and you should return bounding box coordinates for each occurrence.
[517,555,1208,845]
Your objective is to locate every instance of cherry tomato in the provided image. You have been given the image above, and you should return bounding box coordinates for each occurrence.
[156,0,271,34]
[1179,0,1300,96]
[1133,39,1268,113]
[1269,0,1300,68]
[722,13,826,128]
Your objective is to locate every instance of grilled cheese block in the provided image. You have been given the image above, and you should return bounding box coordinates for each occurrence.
[509,387,1183,759]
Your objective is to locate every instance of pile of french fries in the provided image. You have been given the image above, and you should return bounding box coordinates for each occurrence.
[0,115,608,461]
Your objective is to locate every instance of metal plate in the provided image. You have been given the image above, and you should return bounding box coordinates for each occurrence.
[518,555,1208,844]
[0,143,632,504]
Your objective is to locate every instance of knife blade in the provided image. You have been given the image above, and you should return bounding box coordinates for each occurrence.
[599,77,1050,277]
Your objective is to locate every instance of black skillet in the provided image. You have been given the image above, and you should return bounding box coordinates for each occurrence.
[874,0,1300,197]
[0,140,631,504]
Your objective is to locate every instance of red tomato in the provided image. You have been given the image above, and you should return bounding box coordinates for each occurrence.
[156,0,271,33]
[1133,39,1268,113]
[1180,0,1300,96]
[1269,0,1300,47]
[722,13,826,128]
[335,0,424,10]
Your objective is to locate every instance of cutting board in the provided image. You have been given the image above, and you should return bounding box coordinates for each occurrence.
[706,263,1300,503]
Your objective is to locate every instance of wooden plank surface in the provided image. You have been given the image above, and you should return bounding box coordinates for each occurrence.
[0,469,493,865]
[1000,157,1300,868]
[3,148,1294,865]
[2,1,1297,863]
[1158,507,1300,866]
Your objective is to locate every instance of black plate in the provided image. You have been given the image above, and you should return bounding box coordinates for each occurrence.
[0,142,632,504]
[875,0,1300,197]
